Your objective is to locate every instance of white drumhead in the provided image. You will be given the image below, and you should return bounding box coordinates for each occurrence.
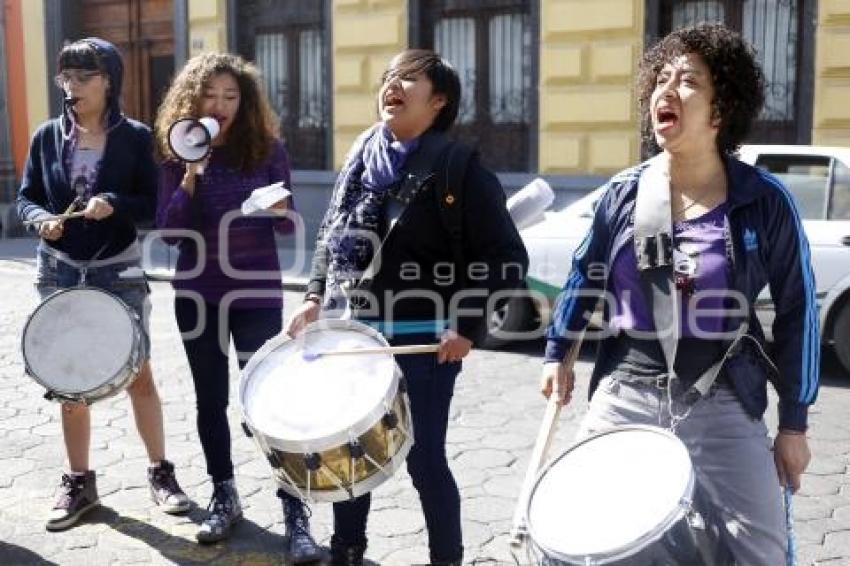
[241,324,398,449]
[23,288,135,394]
[527,426,693,561]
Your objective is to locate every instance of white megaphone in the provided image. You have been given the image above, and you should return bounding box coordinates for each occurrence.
[507,178,555,230]
[167,116,220,162]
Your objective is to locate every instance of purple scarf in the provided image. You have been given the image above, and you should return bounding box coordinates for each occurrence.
[320,123,419,313]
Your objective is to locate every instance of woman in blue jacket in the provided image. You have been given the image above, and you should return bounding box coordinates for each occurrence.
[17,38,188,530]
[540,24,817,564]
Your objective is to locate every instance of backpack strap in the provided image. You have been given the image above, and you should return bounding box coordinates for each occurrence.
[434,142,474,276]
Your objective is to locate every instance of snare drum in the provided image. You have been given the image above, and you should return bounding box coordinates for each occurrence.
[239,319,413,503]
[526,425,730,565]
[22,287,146,404]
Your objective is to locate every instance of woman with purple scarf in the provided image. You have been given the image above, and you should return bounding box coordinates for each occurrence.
[285,49,528,566]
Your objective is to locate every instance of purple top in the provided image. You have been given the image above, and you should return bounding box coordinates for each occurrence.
[156,140,293,309]
[610,202,730,338]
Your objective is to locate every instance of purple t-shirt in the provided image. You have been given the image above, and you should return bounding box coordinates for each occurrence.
[156,140,293,309]
[610,202,730,338]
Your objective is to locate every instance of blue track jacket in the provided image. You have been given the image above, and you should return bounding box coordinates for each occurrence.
[544,156,819,432]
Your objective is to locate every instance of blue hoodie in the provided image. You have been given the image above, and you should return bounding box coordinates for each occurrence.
[17,38,157,261]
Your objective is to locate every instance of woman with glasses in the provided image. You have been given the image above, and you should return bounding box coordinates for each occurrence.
[285,49,528,566]
[17,38,189,531]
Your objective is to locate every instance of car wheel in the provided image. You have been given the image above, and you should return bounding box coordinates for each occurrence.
[832,302,850,375]
[476,294,536,349]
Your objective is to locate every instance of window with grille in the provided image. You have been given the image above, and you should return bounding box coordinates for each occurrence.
[418,0,535,172]
[653,0,814,145]
[235,1,329,170]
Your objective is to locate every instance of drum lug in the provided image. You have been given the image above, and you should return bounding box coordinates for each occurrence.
[348,440,365,459]
[304,453,322,471]
[382,411,399,429]
[241,421,254,438]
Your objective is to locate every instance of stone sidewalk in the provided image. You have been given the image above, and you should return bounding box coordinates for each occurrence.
[1,255,850,565]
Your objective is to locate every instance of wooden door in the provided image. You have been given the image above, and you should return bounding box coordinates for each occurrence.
[77,0,174,125]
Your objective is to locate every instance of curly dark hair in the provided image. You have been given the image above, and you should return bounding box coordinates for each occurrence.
[154,52,279,171]
[637,23,765,156]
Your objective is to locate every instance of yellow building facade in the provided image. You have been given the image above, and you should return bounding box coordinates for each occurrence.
[12,1,850,176]
[814,0,850,147]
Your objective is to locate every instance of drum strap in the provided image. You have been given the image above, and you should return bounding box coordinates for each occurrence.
[634,157,746,408]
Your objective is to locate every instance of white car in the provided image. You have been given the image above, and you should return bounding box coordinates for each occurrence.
[491,145,850,374]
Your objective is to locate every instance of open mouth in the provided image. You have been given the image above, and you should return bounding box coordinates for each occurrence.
[655,107,678,130]
[383,93,404,109]
[210,113,227,125]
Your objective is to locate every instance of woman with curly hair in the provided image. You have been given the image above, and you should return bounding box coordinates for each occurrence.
[540,23,815,563]
[155,53,321,561]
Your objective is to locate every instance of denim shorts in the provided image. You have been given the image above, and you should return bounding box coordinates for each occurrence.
[34,249,152,357]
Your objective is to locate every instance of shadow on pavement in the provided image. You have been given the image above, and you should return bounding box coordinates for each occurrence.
[0,541,59,565]
[77,504,338,565]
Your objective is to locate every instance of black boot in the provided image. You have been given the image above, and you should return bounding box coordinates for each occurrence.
[280,490,323,564]
[330,539,367,566]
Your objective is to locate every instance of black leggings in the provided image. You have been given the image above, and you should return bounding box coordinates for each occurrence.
[174,297,281,483]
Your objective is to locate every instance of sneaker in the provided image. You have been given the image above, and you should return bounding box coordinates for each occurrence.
[330,539,367,566]
[196,479,242,544]
[148,459,190,514]
[280,490,323,563]
[46,471,99,531]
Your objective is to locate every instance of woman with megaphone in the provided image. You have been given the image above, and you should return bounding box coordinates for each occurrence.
[16,37,190,531]
[154,53,320,561]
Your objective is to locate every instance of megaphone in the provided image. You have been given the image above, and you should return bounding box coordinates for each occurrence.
[507,178,555,230]
[167,117,220,162]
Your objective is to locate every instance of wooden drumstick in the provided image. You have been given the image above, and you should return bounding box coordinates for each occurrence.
[303,343,441,361]
[508,337,584,549]
[22,210,87,226]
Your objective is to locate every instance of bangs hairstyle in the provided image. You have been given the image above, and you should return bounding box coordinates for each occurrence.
[382,49,460,132]
[154,52,279,171]
[57,40,104,72]
[637,23,765,156]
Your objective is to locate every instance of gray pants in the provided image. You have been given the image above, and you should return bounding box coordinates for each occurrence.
[577,375,786,566]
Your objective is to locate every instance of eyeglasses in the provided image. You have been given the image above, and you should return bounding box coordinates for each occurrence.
[54,70,102,87]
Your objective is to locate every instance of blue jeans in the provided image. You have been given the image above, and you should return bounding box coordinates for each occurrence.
[174,297,282,483]
[332,352,463,563]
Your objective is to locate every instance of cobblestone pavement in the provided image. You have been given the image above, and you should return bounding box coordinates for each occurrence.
[2,247,850,565]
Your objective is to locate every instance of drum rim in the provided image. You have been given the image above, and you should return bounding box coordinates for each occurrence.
[238,318,403,453]
[525,424,695,564]
[22,286,142,399]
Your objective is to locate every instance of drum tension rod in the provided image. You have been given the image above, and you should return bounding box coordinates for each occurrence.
[304,453,322,471]
[382,412,399,429]
[241,421,254,438]
[348,441,365,459]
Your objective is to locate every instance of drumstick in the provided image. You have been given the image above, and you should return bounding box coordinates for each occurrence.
[303,343,441,361]
[22,210,87,226]
[508,337,583,549]
[785,485,797,566]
